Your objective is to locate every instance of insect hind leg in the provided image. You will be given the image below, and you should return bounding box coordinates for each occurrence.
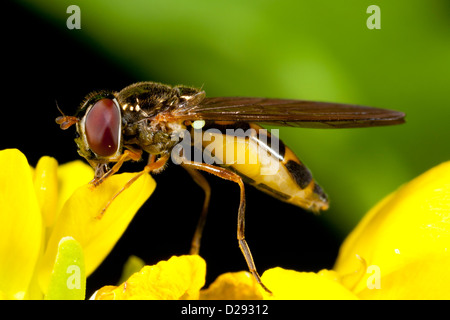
[182,166,211,255]
[180,159,272,294]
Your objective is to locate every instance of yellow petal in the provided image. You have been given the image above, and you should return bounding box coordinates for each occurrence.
[335,162,450,295]
[45,237,86,300]
[117,255,146,284]
[357,255,450,299]
[260,267,358,300]
[56,160,94,215]
[39,171,155,292]
[200,271,263,300]
[92,255,206,300]
[0,149,43,299]
[33,156,59,228]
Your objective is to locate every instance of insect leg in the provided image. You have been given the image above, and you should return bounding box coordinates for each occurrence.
[148,154,157,165]
[180,160,272,294]
[90,149,143,188]
[95,154,169,219]
[182,166,211,255]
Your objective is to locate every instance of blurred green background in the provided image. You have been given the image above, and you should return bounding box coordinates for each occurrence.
[9,0,450,291]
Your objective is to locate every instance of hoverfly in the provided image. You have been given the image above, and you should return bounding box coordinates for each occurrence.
[56,81,405,293]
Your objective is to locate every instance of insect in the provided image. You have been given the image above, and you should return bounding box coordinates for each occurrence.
[56,81,405,293]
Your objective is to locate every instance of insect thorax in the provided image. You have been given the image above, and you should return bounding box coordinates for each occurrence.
[117,82,204,155]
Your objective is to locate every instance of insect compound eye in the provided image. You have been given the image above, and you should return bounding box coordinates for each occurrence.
[85,98,121,157]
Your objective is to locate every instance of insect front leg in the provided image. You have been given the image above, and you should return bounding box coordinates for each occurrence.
[89,149,143,188]
[94,153,169,220]
[180,159,272,294]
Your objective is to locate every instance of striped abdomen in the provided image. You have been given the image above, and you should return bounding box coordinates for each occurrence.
[198,122,329,213]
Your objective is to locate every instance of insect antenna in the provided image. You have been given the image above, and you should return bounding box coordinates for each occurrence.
[55,100,79,130]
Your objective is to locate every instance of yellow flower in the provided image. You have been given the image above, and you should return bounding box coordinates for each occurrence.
[0,149,155,299]
[92,162,450,300]
[91,255,358,300]
[334,161,450,299]
[3,147,448,300]
[92,255,206,300]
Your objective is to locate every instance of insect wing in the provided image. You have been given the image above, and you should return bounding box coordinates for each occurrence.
[173,97,405,128]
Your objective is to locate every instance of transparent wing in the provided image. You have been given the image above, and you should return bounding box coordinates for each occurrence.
[173,97,405,128]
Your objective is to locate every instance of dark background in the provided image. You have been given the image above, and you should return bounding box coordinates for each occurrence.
[4,0,450,297]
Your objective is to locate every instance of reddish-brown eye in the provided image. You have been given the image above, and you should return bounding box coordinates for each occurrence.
[85,98,121,157]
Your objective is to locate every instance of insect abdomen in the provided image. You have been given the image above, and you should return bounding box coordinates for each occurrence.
[200,122,329,213]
